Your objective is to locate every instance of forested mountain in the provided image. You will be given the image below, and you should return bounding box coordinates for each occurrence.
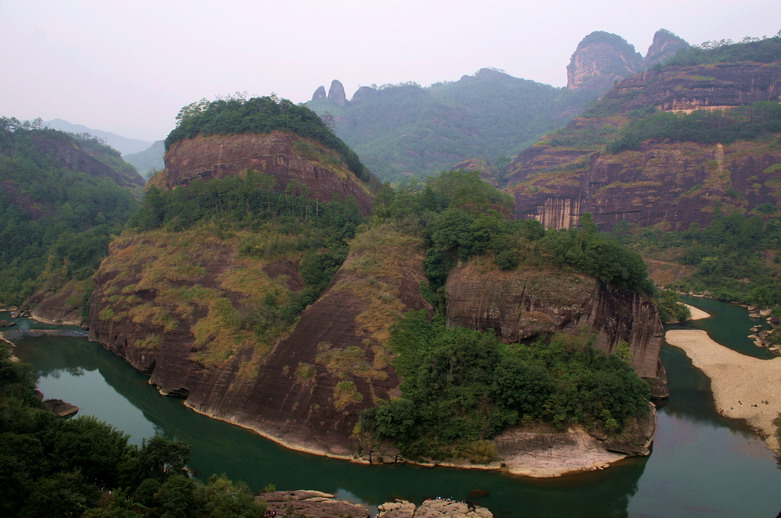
[307,29,688,183]
[123,140,165,179]
[0,117,142,308]
[502,35,781,309]
[307,70,593,182]
[84,96,661,469]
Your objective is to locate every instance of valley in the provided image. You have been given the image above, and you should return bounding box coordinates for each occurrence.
[1,25,780,518]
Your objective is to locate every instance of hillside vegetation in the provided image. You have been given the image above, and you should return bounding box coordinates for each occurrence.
[308,70,595,182]
[0,118,140,306]
[358,171,653,460]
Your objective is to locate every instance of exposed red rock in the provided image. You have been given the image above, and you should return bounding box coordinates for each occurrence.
[644,29,689,67]
[161,131,374,215]
[445,260,667,396]
[89,227,430,456]
[507,60,781,230]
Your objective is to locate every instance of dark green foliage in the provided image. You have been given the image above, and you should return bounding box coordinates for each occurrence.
[374,172,651,294]
[70,132,140,179]
[665,35,781,66]
[606,102,781,152]
[166,96,374,185]
[0,345,266,517]
[624,212,781,307]
[368,311,650,459]
[655,289,691,323]
[537,220,654,293]
[0,119,140,305]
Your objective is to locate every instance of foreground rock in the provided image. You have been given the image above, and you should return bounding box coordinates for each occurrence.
[666,329,781,452]
[43,399,79,418]
[379,498,493,517]
[259,490,369,517]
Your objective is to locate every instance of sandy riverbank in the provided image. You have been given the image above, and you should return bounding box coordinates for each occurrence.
[684,304,710,321]
[665,327,781,451]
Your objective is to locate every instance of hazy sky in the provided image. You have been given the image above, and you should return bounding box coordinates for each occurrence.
[1,0,779,141]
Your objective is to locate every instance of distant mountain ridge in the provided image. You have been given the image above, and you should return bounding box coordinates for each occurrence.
[307,29,687,182]
[44,118,153,155]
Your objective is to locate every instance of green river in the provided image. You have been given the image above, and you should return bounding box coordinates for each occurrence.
[6,299,781,517]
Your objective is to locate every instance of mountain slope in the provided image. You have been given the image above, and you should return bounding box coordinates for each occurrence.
[44,118,153,155]
[504,36,781,231]
[0,118,142,307]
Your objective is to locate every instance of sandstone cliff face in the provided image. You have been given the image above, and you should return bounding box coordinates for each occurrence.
[445,260,666,394]
[603,61,781,113]
[509,139,781,230]
[567,31,643,92]
[161,131,374,215]
[507,59,781,230]
[89,226,430,456]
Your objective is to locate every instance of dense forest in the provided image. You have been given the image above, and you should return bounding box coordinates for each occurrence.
[0,118,140,307]
[0,344,266,517]
[664,33,781,66]
[606,101,781,152]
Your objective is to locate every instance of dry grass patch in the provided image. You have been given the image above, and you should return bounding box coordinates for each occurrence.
[333,380,363,411]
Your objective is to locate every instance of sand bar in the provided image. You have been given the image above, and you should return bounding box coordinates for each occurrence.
[665,328,781,451]
[685,304,710,321]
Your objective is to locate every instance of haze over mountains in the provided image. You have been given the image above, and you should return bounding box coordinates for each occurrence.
[44,29,691,184]
[306,29,690,181]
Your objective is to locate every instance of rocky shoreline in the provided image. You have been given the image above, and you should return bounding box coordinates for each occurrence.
[183,397,655,479]
[259,490,494,517]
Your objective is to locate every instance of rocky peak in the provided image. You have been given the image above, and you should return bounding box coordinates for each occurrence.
[311,85,326,101]
[327,79,348,106]
[566,31,643,92]
[645,29,689,67]
[350,85,377,103]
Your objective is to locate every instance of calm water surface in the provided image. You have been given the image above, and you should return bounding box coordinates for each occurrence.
[7,302,781,517]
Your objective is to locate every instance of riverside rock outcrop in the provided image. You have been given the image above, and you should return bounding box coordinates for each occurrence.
[89,227,430,456]
[445,260,667,395]
[159,131,374,215]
